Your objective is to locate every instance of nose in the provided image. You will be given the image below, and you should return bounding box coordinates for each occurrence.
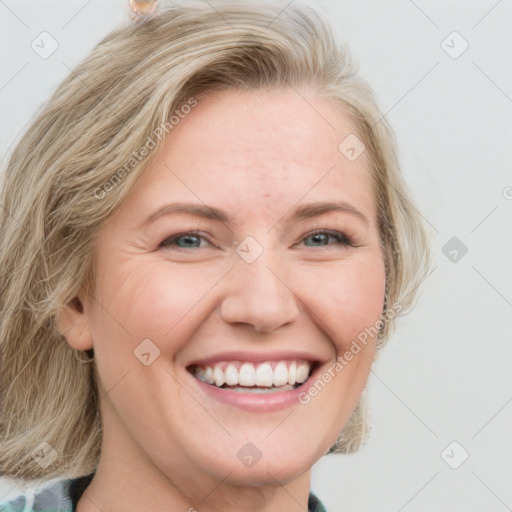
[219,254,300,334]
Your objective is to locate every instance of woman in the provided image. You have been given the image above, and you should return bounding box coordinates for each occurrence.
[0,1,430,510]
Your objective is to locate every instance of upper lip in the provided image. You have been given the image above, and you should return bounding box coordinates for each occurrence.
[185,350,330,368]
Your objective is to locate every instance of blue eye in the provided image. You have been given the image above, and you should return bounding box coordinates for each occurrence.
[159,231,210,249]
[302,229,352,247]
[159,229,353,251]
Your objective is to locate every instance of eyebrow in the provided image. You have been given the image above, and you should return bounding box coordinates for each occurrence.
[142,200,369,226]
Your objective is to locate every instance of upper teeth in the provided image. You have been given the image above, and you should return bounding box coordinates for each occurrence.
[193,360,312,388]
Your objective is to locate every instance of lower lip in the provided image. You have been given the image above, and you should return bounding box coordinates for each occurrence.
[189,364,321,412]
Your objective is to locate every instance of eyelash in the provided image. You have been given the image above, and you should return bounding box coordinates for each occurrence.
[158,229,354,250]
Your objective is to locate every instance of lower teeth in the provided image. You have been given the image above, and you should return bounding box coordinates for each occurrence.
[192,372,309,392]
[220,384,296,393]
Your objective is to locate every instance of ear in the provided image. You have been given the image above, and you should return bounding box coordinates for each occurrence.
[56,296,93,351]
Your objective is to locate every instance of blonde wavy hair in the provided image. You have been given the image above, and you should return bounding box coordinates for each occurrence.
[0,0,431,483]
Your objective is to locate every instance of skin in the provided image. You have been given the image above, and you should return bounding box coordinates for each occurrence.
[58,87,386,512]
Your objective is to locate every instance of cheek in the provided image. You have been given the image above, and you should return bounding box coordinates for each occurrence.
[90,260,227,353]
[295,257,385,422]
[87,261,219,421]
[293,257,386,350]
[127,262,227,336]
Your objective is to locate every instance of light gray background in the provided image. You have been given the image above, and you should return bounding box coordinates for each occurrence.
[1,1,511,511]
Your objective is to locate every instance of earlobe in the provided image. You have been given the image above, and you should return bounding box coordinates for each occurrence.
[56,297,93,351]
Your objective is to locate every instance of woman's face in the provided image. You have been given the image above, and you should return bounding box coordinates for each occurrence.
[75,88,385,497]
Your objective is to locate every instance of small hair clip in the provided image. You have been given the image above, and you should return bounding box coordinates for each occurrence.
[129,0,158,17]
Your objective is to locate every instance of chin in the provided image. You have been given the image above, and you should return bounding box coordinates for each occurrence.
[197,434,326,487]
[219,457,313,487]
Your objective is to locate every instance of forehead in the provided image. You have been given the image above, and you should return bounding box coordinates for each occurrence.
[128,87,376,225]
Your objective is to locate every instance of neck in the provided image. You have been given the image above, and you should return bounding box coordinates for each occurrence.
[77,400,312,512]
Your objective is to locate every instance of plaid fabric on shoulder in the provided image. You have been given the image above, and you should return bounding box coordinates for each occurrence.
[0,478,73,512]
[1,475,327,512]
[308,490,327,512]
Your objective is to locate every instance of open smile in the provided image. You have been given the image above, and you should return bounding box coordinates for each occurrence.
[186,357,322,411]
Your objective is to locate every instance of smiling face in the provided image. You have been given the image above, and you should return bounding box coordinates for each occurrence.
[64,87,386,509]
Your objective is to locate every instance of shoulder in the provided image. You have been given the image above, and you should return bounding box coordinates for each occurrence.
[1,478,325,512]
[308,490,328,512]
[0,478,74,512]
